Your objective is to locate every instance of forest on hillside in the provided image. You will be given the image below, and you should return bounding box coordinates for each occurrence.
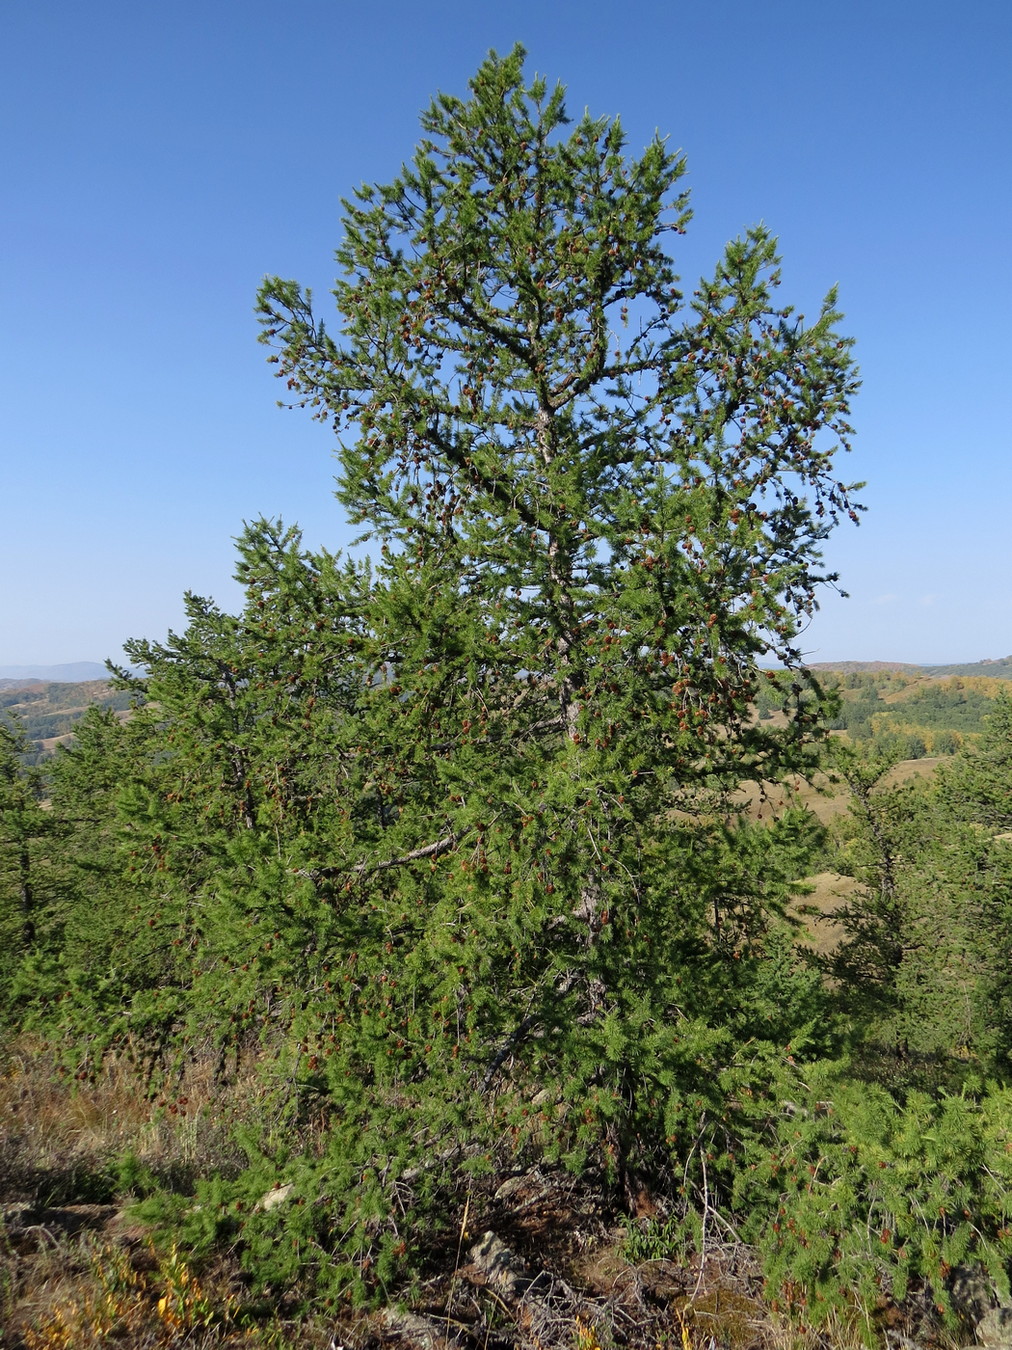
[3,49,1012,1350]
[0,680,133,761]
[758,668,1010,757]
[7,666,1009,765]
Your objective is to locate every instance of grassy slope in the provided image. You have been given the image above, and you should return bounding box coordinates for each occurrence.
[0,679,133,753]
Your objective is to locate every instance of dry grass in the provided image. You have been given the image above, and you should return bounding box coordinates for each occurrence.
[881,755,943,786]
[0,1039,261,1208]
[735,753,945,830]
[789,872,864,957]
[0,1227,336,1348]
[735,754,950,961]
[0,1039,338,1348]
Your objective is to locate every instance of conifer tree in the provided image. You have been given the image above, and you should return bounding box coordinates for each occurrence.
[97,520,376,1067]
[20,50,1012,1325]
[249,46,859,1196]
[14,705,169,1051]
[935,691,1012,1066]
[21,49,860,1296]
[259,49,859,781]
[940,687,1012,832]
[0,718,51,1001]
[826,742,981,1060]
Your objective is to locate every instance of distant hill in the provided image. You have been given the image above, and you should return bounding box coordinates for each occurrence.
[807,657,1012,680]
[920,656,1012,679]
[807,661,922,674]
[0,679,134,759]
[8,656,1009,684]
[795,664,1012,758]
[0,661,110,683]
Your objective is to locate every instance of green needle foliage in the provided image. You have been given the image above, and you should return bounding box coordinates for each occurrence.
[258,47,860,735]
[825,702,1012,1077]
[0,718,53,1000]
[222,44,859,1291]
[254,41,861,1125]
[940,688,1012,832]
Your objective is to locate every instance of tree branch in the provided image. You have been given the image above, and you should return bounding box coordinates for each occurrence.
[297,830,462,882]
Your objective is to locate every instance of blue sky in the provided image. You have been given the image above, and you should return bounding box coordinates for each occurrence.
[2,0,1009,666]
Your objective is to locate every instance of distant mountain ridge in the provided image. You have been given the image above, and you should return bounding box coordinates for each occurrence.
[807,656,1012,680]
[4,656,1011,686]
[0,662,110,683]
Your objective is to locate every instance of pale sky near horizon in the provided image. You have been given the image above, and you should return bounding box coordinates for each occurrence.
[2,1,1009,667]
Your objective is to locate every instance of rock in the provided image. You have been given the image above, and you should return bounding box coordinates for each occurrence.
[951,1265,998,1325]
[0,1202,33,1227]
[885,1333,927,1350]
[977,1305,1012,1348]
[494,1170,553,1206]
[0,1202,121,1252]
[468,1230,531,1296]
[257,1182,294,1212]
[462,1228,607,1349]
[382,1309,462,1349]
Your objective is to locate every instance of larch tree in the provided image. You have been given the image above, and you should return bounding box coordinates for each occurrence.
[0,718,51,1002]
[250,45,860,1210]
[21,47,861,1298]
